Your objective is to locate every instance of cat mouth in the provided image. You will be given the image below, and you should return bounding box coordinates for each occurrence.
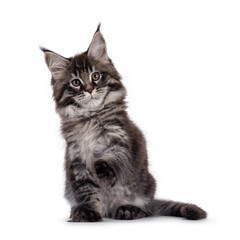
[90,92,103,100]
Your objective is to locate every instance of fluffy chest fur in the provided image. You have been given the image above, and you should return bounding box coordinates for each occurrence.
[64,117,128,169]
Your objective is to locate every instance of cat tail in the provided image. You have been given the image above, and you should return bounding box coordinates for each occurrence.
[149,199,207,220]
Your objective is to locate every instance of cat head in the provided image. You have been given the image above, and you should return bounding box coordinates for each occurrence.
[41,24,126,118]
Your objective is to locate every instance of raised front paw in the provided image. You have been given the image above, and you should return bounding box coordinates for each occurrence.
[115,205,148,220]
[70,206,102,222]
[94,160,116,185]
[180,204,207,220]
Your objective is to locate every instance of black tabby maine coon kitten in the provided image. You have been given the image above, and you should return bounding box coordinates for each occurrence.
[41,25,207,222]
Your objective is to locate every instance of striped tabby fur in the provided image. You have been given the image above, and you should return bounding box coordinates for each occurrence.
[41,24,207,222]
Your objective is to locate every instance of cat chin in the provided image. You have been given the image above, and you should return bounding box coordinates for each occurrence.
[85,98,104,110]
[57,99,104,118]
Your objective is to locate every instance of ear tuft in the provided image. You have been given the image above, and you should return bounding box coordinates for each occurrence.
[40,46,51,53]
[96,23,101,32]
[87,25,108,63]
[40,47,69,80]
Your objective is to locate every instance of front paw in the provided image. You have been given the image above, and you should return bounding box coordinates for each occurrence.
[95,160,116,185]
[70,206,102,222]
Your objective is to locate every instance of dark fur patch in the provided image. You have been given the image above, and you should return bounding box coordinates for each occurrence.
[95,160,116,186]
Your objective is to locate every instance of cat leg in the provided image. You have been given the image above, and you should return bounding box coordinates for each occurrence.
[67,159,102,222]
[94,146,134,186]
[114,205,148,220]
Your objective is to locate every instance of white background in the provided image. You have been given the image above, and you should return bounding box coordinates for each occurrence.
[0,0,239,239]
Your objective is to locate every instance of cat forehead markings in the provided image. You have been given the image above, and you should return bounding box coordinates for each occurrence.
[71,67,96,84]
[70,54,94,74]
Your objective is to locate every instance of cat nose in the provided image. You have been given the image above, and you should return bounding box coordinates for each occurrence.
[85,86,93,93]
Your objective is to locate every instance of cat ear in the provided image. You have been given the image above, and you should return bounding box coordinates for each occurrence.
[41,47,69,80]
[87,24,109,62]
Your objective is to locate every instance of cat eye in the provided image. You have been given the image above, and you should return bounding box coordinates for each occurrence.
[71,79,81,87]
[92,72,100,81]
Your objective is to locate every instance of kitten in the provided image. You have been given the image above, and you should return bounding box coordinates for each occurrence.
[41,24,207,222]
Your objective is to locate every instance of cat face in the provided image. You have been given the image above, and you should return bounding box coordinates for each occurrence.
[42,25,126,118]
